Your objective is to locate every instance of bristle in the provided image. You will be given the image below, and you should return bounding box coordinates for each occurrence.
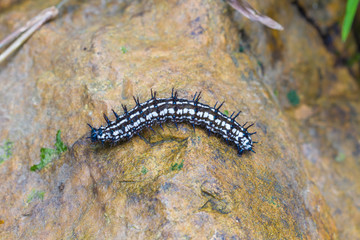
[133,96,141,106]
[122,104,128,114]
[216,101,224,111]
[103,114,111,125]
[151,89,156,99]
[194,91,202,103]
[245,123,254,130]
[148,126,156,133]
[137,133,148,143]
[232,111,241,121]
[193,92,198,101]
[112,109,119,119]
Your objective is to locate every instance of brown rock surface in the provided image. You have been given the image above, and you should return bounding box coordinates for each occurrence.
[238,0,360,239]
[0,0,357,239]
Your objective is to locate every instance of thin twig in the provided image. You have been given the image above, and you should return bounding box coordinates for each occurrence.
[227,0,284,30]
[0,19,44,63]
[0,6,59,64]
[56,0,69,10]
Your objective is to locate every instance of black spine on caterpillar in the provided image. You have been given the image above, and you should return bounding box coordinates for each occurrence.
[87,89,256,155]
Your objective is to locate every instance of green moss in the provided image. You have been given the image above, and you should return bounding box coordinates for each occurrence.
[287,90,300,106]
[55,130,68,152]
[347,53,360,67]
[26,189,45,203]
[121,46,127,53]
[239,45,244,53]
[335,152,346,162]
[263,196,279,207]
[273,89,279,97]
[171,160,184,171]
[30,130,68,171]
[224,110,229,116]
[141,166,148,175]
[257,60,263,69]
[104,213,111,224]
[0,140,13,164]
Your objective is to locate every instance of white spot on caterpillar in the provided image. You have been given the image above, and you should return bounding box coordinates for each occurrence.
[158,102,166,107]
[131,112,139,119]
[161,109,167,115]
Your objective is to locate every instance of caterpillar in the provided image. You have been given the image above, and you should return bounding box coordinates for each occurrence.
[88,89,256,155]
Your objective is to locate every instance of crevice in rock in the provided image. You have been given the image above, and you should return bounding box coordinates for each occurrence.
[291,0,358,79]
[291,1,327,44]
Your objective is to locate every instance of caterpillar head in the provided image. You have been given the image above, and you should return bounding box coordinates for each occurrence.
[87,124,103,143]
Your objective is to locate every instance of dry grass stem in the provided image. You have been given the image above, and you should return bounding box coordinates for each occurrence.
[227,0,284,30]
[0,6,59,64]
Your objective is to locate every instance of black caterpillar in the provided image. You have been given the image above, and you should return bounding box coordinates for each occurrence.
[88,89,256,155]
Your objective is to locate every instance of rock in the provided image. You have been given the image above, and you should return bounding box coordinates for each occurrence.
[0,0,18,11]
[2,0,356,239]
[236,1,360,239]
